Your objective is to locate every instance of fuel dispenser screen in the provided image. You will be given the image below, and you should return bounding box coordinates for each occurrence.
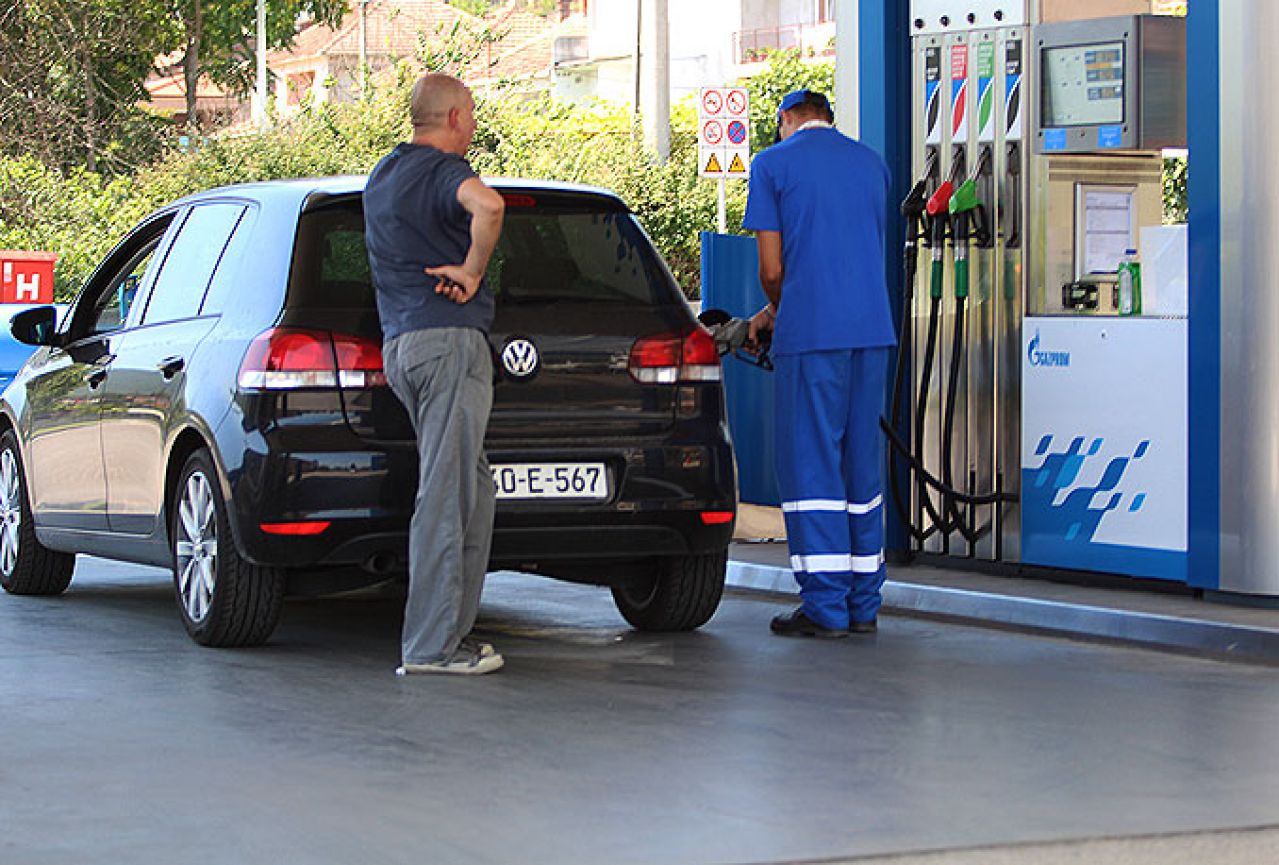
[1042,42,1125,127]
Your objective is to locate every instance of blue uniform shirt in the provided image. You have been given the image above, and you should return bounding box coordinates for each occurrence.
[364,143,495,341]
[742,125,896,355]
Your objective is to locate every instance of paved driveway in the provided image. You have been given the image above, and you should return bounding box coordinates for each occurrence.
[4,558,1279,865]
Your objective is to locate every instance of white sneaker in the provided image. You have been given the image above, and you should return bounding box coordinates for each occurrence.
[397,645,504,676]
[459,637,497,659]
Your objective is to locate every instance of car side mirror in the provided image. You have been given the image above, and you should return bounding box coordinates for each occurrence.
[11,306,60,347]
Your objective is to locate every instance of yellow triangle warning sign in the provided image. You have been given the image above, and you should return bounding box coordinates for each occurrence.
[728,152,747,174]
[703,152,723,174]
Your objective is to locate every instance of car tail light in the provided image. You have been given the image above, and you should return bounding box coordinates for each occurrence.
[700,511,735,525]
[628,328,722,384]
[238,328,387,390]
[260,521,331,536]
[680,327,721,382]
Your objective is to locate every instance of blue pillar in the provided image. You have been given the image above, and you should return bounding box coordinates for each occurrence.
[855,0,913,553]
[1186,0,1219,589]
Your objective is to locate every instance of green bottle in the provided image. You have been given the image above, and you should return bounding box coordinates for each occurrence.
[1117,248,1142,316]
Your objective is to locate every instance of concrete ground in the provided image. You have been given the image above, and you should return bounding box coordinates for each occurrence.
[4,557,1279,865]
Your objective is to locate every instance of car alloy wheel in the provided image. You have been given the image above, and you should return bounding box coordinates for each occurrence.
[0,447,21,578]
[0,430,74,596]
[175,470,218,624]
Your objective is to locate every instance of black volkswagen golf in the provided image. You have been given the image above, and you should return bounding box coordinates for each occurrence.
[0,178,736,646]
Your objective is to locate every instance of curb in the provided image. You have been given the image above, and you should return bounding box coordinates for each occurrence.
[727,560,1279,664]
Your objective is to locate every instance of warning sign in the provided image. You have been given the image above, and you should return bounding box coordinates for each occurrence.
[699,146,724,178]
[699,85,750,181]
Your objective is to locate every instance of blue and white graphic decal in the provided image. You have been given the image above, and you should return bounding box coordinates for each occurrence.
[1025,435,1149,540]
[1022,435,1184,580]
[1021,317,1189,583]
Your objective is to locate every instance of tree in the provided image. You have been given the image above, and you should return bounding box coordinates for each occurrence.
[169,0,346,130]
[742,49,834,154]
[0,0,176,172]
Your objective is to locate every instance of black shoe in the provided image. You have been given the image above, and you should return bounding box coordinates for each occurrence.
[849,619,878,634]
[770,608,849,639]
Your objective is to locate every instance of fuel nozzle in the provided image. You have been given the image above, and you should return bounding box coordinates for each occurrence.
[903,150,939,221]
[926,181,955,219]
[901,150,940,302]
[923,181,954,300]
[947,180,983,299]
[902,179,930,221]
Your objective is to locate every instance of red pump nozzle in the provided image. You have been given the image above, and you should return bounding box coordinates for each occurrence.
[926,181,954,217]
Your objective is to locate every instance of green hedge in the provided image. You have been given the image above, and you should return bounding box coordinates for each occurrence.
[0,53,836,301]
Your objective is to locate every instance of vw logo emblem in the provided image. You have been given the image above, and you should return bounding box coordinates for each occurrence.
[501,337,540,380]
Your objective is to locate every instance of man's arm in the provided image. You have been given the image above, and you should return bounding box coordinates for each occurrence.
[748,230,783,345]
[425,177,506,304]
[756,230,783,305]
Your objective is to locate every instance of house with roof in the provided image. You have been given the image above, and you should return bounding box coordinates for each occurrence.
[144,53,251,129]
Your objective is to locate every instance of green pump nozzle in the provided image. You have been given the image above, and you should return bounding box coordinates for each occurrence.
[946,180,983,300]
[947,179,981,215]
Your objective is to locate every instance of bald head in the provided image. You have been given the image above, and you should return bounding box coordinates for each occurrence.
[408,73,478,155]
[410,73,471,131]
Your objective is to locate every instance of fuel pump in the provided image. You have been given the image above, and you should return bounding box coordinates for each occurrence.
[901,2,1191,588]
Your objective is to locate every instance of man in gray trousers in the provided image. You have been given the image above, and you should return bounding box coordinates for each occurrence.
[364,73,507,675]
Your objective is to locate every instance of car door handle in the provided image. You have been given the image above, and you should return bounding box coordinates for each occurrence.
[157,356,185,379]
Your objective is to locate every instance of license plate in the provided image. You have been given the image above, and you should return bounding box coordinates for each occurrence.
[491,462,608,500]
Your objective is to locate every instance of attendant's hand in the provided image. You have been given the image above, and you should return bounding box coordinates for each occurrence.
[425,264,482,304]
[746,305,775,353]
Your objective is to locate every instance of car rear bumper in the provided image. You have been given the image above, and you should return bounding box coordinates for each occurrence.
[229,436,736,578]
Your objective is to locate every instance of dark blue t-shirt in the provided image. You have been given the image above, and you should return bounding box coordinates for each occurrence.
[742,126,896,355]
[364,143,494,340]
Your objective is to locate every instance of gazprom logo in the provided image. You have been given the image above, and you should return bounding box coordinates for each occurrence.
[1028,329,1071,368]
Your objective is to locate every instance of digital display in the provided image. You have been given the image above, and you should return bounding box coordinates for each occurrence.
[1042,42,1126,128]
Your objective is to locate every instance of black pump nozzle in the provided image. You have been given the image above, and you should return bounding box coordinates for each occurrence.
[901,178,930,221]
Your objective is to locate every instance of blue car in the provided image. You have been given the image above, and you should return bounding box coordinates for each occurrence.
[0,304,69,393]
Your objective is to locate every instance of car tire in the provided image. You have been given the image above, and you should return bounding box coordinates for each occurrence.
[611,549,727,632]
[0,429,74,596]
[172,449,284,647]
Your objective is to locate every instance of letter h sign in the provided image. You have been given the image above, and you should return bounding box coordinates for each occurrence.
[0,251,56,304]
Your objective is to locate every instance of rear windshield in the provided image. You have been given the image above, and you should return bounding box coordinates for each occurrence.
[290,193,683,310]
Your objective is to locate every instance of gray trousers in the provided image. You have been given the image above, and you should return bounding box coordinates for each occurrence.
[383,328,495,664]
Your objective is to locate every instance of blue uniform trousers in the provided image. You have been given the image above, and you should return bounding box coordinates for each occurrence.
[774,347,890,629]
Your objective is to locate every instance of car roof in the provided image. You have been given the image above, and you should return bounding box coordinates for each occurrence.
[170,176,627,212]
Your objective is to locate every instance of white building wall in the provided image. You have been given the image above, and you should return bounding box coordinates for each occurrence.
[669,0,741,103]
[557,0,830,108]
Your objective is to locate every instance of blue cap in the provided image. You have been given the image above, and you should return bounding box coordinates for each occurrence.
[778,89,832,118]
